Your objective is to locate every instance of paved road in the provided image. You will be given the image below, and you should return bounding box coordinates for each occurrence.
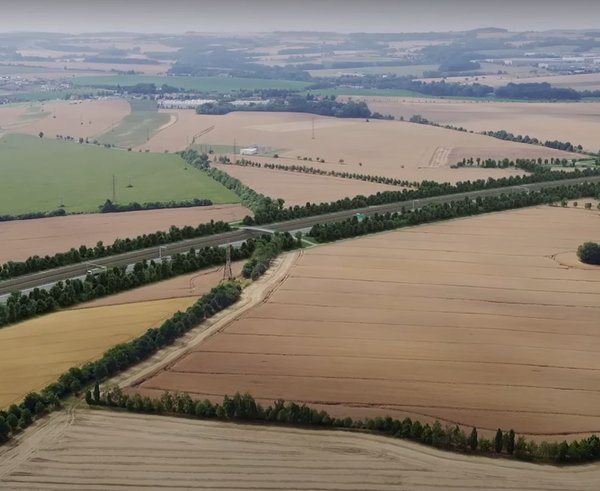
[1,175,598,296]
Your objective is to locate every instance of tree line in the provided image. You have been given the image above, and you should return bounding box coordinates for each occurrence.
[0,232,300,444]
[181,149,600,228]
[0,232,299,328]
[99,198,213,213]
[0,220,231,280]
[86,389,600,465]
[243,165,600,226]
[223,158,420,188]
[481,130,586,154]
[0,281,243,444]
[309,182,600,243]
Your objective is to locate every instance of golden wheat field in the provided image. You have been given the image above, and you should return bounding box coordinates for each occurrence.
[349,96,600,152]
[133,204,600,439]
[0,98,130,139]
[140,110,574,183]
[0,297,196,408]
[1,409,600,490]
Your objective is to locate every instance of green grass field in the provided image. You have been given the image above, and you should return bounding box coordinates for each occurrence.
[0,134,240,215]
[96,99,170,149]
[72,75,310,93]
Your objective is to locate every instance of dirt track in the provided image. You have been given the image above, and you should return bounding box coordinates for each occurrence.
[133,204,600,439]
[1,408,599,490]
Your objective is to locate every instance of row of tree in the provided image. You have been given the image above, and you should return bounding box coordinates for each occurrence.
[225,158,420,188]
[0,231,302,443]
[241,165,600,226]
[0,208,66,223]
[88,389,600,465]
[0,281,244,443]
[0,220,231,280]
[98,198,213,214]
[481,130,585,153]
[453,157,588,170]
[309,182,600,243]
[0,242,248,328]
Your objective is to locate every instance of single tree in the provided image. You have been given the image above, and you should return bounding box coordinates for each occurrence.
[468,427,478,451]
[494,428,504,454]
[93,381,100,404]
[85,390,93,405]
[6,413,19,433]
[506,429,515,455]
[38,131,44,139]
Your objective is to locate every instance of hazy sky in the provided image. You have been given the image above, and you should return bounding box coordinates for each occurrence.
[1,0,600,34]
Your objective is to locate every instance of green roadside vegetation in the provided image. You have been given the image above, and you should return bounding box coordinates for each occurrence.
[96,99,170,148]
[72,74,310,93]
[0,133,239,215]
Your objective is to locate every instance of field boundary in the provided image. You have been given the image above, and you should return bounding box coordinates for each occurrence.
[116,251,299,390]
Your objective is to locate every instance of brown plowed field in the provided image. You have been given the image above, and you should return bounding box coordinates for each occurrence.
[139,110,576,183]
[349,96,600,153]
[214,163,397,206]
[0,204,249,263]
[2,410,600,490]
[133,204,600,438]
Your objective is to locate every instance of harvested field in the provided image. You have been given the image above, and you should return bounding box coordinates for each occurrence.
[0,297,197,409]
[419,72,600,91]
[133,204,600,439]
[78,262,244,308]
[213,163,397,206]
[0,204,249,263]
[2,411,600,490]
[348,96,600,152]
[140,110,576,183]
[0,98,130,139]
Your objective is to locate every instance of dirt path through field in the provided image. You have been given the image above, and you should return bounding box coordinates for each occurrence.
[116,251,299,390]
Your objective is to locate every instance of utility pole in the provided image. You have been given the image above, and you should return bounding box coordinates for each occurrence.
[112,175,116,202]
[233,137,237,158]
[312,118,315,140]
[222,244,233,281]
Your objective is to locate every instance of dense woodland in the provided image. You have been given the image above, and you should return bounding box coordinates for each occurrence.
[577,242,600,265]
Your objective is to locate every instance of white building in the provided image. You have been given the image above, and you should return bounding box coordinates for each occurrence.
[240,147,258,155]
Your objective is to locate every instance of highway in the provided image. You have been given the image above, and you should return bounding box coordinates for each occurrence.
[1,174,599,296]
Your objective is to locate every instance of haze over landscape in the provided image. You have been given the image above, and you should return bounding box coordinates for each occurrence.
[1,1,600,489]
[2,0,600,33]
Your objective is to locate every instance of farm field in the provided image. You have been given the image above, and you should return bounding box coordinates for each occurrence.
[146,110,576,182]
[96,99,171,148]
[0,134,240,215]
[419,72,600,91]
[1,410,600,491]
[78,261,244,308]
[0,98,130,139]
[0,204,249,263]
[132,204,600,439]
[72,74,310,92]
[0,296,197,409]
[308,63,439,77]
[347,96,600,152]
[213,163,397,206]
